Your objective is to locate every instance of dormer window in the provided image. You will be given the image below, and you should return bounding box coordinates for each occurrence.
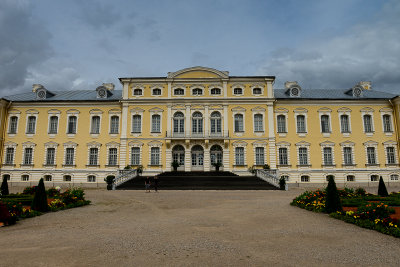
[352,85,363,97]
[174,88,184,95]
[192,88,203,95]
[37,89,47,100]
[253,88,262,95]
[133,89,143,96]
[96,86,108,99]
[211,88,221,95]
[234,88,243,95]
[34,84,54,100]
[152,88,161,95]
[289,86,301,97]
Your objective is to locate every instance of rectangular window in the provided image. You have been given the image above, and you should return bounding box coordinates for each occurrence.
[131,147,140,165]
[46,148,55,165]
[367,147,376,164]
[278,148,288,165]
[150,147,160,165]
[277,115,286,133]
[340,115,350,133]
[89,148,99,165]
[49,116,58,134]
[363,115,373,133]
[343,147,353,165]
[27,116,36,134]
[68,116,77,134]
[321,115,330,133]
[254,114,263,132]
[234,114,243,132]
[298,147,308,165]
[91,116,100,134]
[9,116,18,134]
[108,148,118,166]
[370,175,378,182]
[386,147,396,164]
[65,148,74,165]
[301,175,309,182]
[255,147,264,165]
[21,175,29,181]
[235,147,245,165]
[383,115,392,132]
[87,175,96,182]
[110,116,119,134]
[24,148,33,165]
[346,175,355,182]
[132,115,141,133]
[152,115,161,132]
[391,174,399,181]
[323,147,333,165]
[296,115,306,133]
[5,148,14,165]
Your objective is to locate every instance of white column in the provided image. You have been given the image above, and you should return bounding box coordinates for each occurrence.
[204,147,210,171]
[185,147,191,171]
[119,103,129,168]
[266,80,273,98]
[223,80,228,98]
[167,81,172,99]
[167,105,172,137]
[122,81,129,99]
[223,104,228,136]
[204,105,209,137]
[267,103,277,169]
[185,105,191,137]
[166,148,172,171]
[223,148,230,171]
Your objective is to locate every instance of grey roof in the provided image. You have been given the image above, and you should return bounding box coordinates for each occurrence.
[4,90,122,102]
[274,88,397,100]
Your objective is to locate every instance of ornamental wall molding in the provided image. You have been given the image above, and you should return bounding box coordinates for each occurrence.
[63,141,78,147]
[22,141,36,146]
[66,109,80,114]
[293,108,308,113]
[319,141,335,147]
[363,140,378,146]
[48,109,61,114]
[26,109,39,114]
[108,109,121,114]
[275,108,289,113]
[150,84,164,90]
[251,106,266,112]
[337,107,352,113]
[8,109,21,114]
[340,141,355,146]
[128,140,144,147]
[231,106,246,112]
[295,141,310,146]
[360,107,374,112]
[87,141,102,147]
[106,141,120,147]
[89,109,104,114]
[44,141,59,147]
[383,140,397,145]
[167,66,229,79]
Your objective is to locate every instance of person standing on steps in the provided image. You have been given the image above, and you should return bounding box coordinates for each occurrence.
[145,177,151,193]
[153,176,159,192]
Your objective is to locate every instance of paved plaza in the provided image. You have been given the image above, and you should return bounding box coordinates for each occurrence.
[1,188,400,266]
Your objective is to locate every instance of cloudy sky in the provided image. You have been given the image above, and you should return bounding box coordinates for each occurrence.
[1,0,399,96]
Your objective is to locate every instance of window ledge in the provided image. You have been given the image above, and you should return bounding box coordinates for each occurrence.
[365,164,379,167]
[86,165,100,167]
[386,163,399,167]
[62,164,76,167]
[105,165,119,168]
[322,164,336,167]
[297,164,311,167]
[342,164,357,167]
[148,164,162,167]
[43,164,57,167]
[233,164,248,167]
[20,164,34,167]
[277,164,291,167]
[2,164,16,167]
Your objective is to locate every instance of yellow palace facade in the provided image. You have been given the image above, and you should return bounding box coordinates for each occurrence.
[0,66,399,187]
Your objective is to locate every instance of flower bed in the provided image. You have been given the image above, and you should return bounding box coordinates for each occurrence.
[291,188,400,238]
[0,187,90,226]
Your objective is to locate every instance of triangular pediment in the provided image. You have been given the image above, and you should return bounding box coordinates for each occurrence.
[168,66,229,79]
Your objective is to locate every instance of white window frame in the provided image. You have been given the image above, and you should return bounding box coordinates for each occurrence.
[21,141,36,166]
[361,108,375,136]
[232,141,247,166]
[148,141,162,166]
[296,142,311,167]
[109,115,120,134]
[232,84,245,96]
[320,142,335,167]
[190,85,205,96]
[63,141,78,167]
[151,85,163,97]
[87,142,101,167]
[47,109,61,136]
[128,141,143,166]
[380,108,394,136]
[318,108,332,136]
[383,141,398,166]
[106,142,120,167]
[275,108,288,136]
[251,84,264,96]
[363,141,379,166]
[209,85,222,96]
[108,109,121,135]
[7,112,20,135]
[132,85,144,97]
[66,109,80,135]
[337,107,352,136]
[172,86,186,97]
[43,141,58,166]
[26,115,37,135]
[3,141,17,166]
[149,107,164,134]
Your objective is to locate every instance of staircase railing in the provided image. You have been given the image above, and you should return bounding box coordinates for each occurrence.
[112,169,138,190]
[256,169,287,190]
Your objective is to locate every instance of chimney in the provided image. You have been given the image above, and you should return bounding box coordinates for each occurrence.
[102,83,115,91]
[284,81,298,89]
[32,84,44,92]
[358,81,371,90]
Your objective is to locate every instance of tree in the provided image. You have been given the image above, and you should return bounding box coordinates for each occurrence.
[325,175,342,213]
[279,177,286,190]
[378,176,389,197]
[1,176,9,196]
[31,178,48,212]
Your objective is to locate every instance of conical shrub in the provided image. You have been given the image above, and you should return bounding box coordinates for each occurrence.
[325,175,342,213]
[378,176,389,197]
[1,176,9,196]
[32,178,48,212]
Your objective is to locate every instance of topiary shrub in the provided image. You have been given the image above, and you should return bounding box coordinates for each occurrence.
[325,175,342,213]
[378,176,389,197]
[31,178,48,212]
[104,175,115,190]
[1,176,9,196]
[279,177,286,190]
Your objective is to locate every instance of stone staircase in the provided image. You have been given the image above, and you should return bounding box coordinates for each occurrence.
[115,171,278,190]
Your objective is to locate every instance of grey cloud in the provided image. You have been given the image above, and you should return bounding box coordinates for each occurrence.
[0,0,52,95]
[75,0,120,29]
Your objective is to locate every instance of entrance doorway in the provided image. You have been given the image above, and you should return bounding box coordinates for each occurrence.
[191,145,204,171]
[172,145,185,171]
[210,145,223,171]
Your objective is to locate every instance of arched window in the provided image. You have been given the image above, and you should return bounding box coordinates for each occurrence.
[174,88,184,95]
[301,175,310,182]
[277,115,286,133]
[152,114,161,133]
[390,174,399,181]
[173,112,184,134]
[87,175,96,182]
[21,175,29,181]
[152,88,161,95]
[8,116,18,134]
[320,115,330,133]
[346,175,355,182]
[234,114,244,132]
[63,175,71,182]
[233,88,243,95]
[192,112,203,134]
[211,88,221,95]
[132,115,141,133]
[254,114,263,132]
[91,116,100,134]
[210,145,223,165]
[192,88,203,95]
[44,175,52,181]
[253,88,262,95]
[210,112,221,134]
[133,89,142,96]
[172,145,185,166]
[110,116,119,134]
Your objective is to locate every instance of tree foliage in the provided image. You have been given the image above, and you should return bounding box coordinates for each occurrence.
[325,175,342,213]
[31,178,48,212]
[1,176,9,196]
[378,176,389,197]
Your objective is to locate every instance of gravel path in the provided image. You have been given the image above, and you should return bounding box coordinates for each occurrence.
[1,188,400,266]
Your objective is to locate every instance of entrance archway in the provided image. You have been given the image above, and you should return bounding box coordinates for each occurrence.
[210,145,223,171]
[172,145,185,171]
[191,145,204,171]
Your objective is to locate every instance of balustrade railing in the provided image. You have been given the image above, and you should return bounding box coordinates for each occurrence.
[166,130,229,138]
[112,169,138,190]
[256,169,287,190]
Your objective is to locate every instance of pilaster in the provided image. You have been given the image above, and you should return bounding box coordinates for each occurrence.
[185,105,191,137]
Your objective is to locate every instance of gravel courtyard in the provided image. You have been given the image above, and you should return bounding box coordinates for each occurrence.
[2,188,400,266]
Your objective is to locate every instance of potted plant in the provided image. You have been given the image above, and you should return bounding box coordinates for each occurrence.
[212,162,223,172]
[124,165,131,170]
[136,165,143,174]
[263,164,270,170]
[248,165,256,175]
[171,161,180,172]
[104,175,115,190]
